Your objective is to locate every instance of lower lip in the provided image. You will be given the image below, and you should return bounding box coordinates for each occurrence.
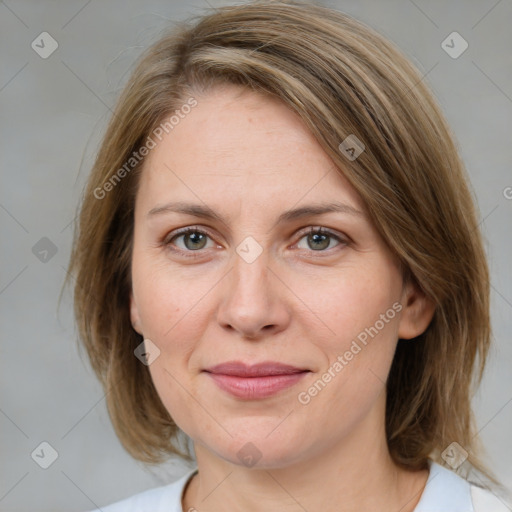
[205,372,308,399]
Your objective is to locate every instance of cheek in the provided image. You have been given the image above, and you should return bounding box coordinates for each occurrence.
[294,279,400,440]
[316,263,401,345]
[132,249,211,341]
[303,261,402,405]
[133,263,210,432]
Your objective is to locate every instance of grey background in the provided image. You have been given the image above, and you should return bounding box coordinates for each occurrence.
[1,0,511,510]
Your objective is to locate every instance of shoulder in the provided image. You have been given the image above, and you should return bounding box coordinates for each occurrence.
[414,460,511,512]
[470,484,511,512]
[84,468,198,512]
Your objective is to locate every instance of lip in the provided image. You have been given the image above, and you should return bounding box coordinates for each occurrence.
[204,361,308,377]
[203,361,310,400]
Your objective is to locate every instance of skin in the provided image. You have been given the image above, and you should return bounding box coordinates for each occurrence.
[130,83,435,512]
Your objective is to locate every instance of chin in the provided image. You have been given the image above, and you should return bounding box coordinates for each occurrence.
[204,425,307,470]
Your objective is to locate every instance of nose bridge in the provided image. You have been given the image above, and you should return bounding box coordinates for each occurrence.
[233,243,270,299]
[230,240,272,309]
[231,231,271,293]
[216,238,288,338]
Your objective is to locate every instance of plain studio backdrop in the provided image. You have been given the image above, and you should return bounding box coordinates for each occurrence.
[1,0,511,510]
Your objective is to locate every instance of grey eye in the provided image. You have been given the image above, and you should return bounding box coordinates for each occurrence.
[296,230,342,251]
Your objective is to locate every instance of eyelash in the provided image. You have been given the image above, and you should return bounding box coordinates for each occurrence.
[162,225,348,259]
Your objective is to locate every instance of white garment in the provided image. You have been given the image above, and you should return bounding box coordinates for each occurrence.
[86,460,509,512]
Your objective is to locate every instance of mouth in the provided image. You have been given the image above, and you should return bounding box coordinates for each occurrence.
[203,361,311,399]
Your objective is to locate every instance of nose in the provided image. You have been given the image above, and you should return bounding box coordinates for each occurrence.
[216,247,291,340]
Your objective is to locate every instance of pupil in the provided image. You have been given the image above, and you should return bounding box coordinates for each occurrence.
[309,233,329,250]
[186,232,206,250]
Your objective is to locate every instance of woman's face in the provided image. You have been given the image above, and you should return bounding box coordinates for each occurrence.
[130,84,431,468]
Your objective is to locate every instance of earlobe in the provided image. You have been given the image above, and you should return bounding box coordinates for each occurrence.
[397,279,436,340]
[129,291,143,335]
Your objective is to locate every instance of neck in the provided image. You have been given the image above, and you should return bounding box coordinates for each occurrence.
[182,401,429,512]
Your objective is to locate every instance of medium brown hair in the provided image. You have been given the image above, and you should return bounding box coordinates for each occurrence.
[66,0,496,483]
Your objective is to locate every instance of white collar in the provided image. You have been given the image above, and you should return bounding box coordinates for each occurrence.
[413,460,473,511]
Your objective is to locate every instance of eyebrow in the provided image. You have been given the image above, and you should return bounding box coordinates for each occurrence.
[147,201,364,226]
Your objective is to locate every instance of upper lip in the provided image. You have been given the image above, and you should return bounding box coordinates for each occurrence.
[204,361,309,377]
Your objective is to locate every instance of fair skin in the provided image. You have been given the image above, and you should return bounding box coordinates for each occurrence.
[130,84,435,512]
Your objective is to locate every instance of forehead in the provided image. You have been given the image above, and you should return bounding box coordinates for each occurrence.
[136,84,364,213]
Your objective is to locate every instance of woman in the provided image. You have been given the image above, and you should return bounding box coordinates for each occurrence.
[68,1,509,510]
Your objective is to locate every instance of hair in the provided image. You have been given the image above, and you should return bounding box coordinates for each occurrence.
[66,0,497,485]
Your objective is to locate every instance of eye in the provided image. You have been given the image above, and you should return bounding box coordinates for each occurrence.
[295,227,346,252]
[164,227,216,255]
[162,225,348,259]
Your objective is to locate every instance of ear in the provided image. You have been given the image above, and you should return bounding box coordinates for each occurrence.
[397,278,435,340]
[130,291,143,335]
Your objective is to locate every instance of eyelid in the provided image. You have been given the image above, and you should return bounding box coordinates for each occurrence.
[295,225,348,242]
[292,226,349,253]
[160,227,217,260]
[163,225,216,244]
